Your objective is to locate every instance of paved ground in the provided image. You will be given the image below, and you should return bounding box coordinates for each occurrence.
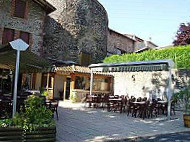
[56,101,189,142]
[114,131,190,142]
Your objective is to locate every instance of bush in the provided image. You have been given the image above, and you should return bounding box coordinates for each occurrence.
[70,91,78,102]
[104,45,190,69]
[0,95,55,131]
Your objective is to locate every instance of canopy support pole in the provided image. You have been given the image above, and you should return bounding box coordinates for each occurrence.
[12,50,20,117]
[90,69,93,96]
[46,73,50,92]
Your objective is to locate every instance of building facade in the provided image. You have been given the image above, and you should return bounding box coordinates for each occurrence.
[0,0,55,95]
[107,29,135,56]
[0,0,55,55]
[125,34,158,53]
[44,0,109,66]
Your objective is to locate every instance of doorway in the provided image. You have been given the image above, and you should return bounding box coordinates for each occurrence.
[65,77,71,100]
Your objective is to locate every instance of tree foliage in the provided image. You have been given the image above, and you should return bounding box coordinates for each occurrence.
[173,23,190,46]
[104,45,190,69]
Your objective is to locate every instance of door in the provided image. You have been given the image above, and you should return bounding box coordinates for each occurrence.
[65,77,71,100]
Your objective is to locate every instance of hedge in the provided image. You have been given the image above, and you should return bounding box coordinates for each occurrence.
[104,45,190,69]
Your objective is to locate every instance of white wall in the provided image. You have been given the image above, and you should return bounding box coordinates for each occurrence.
[113,71,169,100]
[54,74,64,98]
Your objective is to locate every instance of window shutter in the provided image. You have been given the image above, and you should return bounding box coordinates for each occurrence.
[2,28,14,44]
[20,31,30,44]
[14,0,26,18]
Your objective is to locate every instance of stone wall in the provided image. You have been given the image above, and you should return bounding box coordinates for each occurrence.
[0,0,46,55]
[107,30,135,54]
[113,69,190,100]
[44,0,108,64]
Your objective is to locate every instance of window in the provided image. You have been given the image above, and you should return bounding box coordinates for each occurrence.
[2,28,14,44]
[75,76,85,89]
[74,76,90,90]
[80,52,91,66]
[14,0,26,18]
[20,31,30,44]
[41,73,54,89]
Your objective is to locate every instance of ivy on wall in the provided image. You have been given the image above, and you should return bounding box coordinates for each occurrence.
[104,45,190,69]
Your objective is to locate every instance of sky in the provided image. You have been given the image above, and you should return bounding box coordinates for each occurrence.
[98,0,190,47]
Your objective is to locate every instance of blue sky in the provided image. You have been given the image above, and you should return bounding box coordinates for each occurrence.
[98,0,190,47]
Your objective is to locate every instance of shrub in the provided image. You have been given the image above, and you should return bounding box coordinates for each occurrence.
[0,95,55,131]
[104,45,190,69]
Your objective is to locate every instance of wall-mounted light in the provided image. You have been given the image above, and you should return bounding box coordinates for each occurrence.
[132,75,135,82]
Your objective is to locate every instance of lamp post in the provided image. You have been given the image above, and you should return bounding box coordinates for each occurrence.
[9,39,29,117]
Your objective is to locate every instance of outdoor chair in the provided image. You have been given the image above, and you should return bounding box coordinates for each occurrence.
[137,97,142,102]
[46,99,59,120]
[171,100,176,115]
[139,101,150,119]
[147,100,158,118]
[126,98,136,116]
[85,93,93,107]
[107,95,123,113]
[101,94,109,110]
[0,99,12,119]
[142,97,147,101]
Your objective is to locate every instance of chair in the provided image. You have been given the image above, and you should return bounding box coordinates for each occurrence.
[0,99,12,119]
[137,97,142,102]
[46,99,59,120]
[171,100,176,115]
[126,98,136,116]
[147,100,158,118]
[85,93,93,107]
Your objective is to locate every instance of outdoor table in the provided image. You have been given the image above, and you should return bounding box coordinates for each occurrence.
[109,98,122,101]
[132,101,146,105]
[157,101,167,104]
[25,90,40,95]
[90,95,98,98]
[108,98,123,113]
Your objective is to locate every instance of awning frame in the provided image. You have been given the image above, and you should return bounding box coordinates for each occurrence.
[89,59,174,120]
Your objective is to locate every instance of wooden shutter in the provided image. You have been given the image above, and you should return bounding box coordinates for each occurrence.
[14,0,26,18]
[2,28,14,44]
[20,31,30,44]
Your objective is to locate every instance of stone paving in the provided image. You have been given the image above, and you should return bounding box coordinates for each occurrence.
[56,101,189,142]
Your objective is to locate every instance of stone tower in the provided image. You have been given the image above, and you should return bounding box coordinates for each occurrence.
[44,0,109,65]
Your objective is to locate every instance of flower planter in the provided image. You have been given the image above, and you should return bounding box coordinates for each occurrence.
[0,127,56,142]
[0,127,23,142]
[184,114,190,128]
[25,127,56,142]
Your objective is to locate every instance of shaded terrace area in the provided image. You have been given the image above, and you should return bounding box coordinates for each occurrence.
[56,102,188,142]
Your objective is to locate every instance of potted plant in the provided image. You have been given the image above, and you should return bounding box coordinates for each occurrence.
[174,87,190,127]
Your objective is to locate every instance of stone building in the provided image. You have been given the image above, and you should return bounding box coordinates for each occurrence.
[44,0,109,66]
[125,34,158,53]
[107,29,135,56]
[0,0,55,55]
[0,0,55,95]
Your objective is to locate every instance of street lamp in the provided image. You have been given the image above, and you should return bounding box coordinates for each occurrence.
[9,39,29,117]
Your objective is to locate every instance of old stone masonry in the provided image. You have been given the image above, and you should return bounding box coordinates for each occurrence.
[44,0,108,64]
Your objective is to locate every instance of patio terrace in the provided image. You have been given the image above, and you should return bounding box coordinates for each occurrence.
[56,101,189,142]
